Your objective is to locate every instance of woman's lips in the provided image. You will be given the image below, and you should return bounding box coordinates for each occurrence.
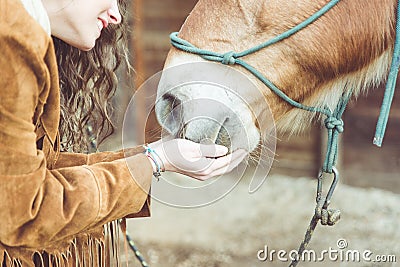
[97,19,103,31]
[100,18,108,29]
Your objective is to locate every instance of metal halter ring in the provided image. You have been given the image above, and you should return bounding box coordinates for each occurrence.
[316,166,340,209]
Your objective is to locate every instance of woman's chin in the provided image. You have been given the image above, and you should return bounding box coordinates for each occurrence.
[69,38,96,51]
[78,41,96,51]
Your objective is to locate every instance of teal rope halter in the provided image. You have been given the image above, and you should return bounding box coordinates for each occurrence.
[171,0,399,167]
[170,0,344,174]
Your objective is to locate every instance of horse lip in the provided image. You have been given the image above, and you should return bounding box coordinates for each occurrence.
[178,116,230,147]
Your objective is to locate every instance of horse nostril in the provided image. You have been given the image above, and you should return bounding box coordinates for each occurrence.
[163,93,180,108]
[158,93,183,135]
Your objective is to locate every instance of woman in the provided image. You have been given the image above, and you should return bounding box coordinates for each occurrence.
[0,0,247,265]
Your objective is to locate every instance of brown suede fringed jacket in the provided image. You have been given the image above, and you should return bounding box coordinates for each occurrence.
[0,0,152,266]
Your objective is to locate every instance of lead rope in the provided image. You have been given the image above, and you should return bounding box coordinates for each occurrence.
[374,0,400,147]
[167,0,400,266]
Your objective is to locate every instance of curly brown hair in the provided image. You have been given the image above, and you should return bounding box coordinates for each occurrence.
[53,0,130,153]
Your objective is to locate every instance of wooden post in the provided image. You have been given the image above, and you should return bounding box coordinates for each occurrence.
[131,0,146,144]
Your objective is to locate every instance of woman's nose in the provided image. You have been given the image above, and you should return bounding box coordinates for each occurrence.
[108,0,122,25]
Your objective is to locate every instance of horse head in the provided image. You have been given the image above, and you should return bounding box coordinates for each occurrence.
[155,0,395,154]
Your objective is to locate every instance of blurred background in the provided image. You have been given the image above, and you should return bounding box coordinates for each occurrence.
[101,1,400,266]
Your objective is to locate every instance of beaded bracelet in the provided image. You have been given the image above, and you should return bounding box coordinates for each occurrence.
[143,144,165,180]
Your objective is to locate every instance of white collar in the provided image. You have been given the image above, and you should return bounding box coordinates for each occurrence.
[20,0,51,36]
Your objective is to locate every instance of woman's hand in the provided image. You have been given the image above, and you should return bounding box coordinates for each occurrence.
[147,138,247,180]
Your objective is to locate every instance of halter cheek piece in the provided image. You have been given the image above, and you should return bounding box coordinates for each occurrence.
[169,0,399,266]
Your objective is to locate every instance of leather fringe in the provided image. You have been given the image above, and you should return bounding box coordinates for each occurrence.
[1,220,124,267]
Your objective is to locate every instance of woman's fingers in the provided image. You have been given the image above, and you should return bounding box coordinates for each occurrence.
[203,148,246,173]
[173,139,228,158]
[191,149,248,180]
[148,138,248,180]
[212,149,248,176]
[196,143,229,158]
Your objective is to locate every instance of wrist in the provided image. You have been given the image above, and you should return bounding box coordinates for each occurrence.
[145,154,158,172]
[143,144,165,179]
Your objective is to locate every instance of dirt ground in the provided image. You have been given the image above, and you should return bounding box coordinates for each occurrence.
[122,170,399,267]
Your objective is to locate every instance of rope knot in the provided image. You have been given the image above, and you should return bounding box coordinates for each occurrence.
[221,51,236,65]
[324,117,344,133]
[315,197,341,226]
